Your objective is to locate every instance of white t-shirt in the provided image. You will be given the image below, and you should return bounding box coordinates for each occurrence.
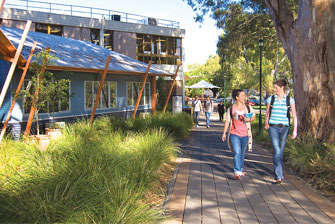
[193,100,202,112]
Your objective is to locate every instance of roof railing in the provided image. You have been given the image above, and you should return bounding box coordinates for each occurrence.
[4,0,180,28]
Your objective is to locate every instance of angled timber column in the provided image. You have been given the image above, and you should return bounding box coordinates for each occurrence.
[89,55,111,124]
[0,20,32,109]
[0,0,6,13]
[0,41,37,142]
[151,76,157,115]
[24,48,49,137]
[132,61,152,118]
[163,64,180,113]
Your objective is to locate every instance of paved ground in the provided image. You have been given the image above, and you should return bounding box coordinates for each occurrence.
[163,113,335,224]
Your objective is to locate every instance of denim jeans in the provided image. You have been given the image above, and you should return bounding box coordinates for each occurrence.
[230,134,249,175]
[205,112,211,127]
[268,125,289,180]
[193,111,200,125]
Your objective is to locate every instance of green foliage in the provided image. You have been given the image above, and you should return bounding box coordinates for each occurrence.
[184,0,294,98]
[108,112,193,140]
[285,133,335,200]
[185,55,222,97]
[0,115,182,223]
[45,73,72,120]
[19,49,71,134]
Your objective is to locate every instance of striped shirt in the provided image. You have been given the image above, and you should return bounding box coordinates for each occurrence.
[268,95,295,126]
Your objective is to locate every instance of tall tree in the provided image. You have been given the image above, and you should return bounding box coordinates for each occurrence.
[185,0,335,142]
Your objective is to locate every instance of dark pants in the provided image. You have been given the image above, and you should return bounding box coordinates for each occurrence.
[219,112,224,121]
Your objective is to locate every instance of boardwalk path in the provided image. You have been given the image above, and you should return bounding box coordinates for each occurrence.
[163,114,335,224]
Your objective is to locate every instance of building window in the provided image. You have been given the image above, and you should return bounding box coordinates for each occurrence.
[91,29,100,45]
[104,30,113,50]
[85,81,116,110]
[136,34,182,65]
[22,79,70,114]
[127,82,150,106]
[35,23,63,36]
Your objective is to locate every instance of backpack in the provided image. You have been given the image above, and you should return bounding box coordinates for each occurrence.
[269,95,291,125]
[229,104,251,129]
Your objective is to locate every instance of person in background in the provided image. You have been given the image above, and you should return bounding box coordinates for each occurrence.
[204,96,214,128]
[265,79,297,184]
[218,101,225,122]
[192,96,202,128]
[222,89,256,180]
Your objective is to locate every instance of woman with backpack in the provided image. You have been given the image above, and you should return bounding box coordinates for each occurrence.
[265,79,297,184]
[222,89,256,180]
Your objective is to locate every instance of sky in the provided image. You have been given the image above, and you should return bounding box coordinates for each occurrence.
[28,0,222,66]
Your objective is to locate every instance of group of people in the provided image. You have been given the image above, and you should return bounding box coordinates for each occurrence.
[192,95,215,128]
[192,79,297,183]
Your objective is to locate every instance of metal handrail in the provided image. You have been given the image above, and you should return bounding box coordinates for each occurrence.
[4,0,180,28]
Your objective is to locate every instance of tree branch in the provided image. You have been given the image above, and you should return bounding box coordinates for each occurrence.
[265,0,295,60]
[265,0,295,39]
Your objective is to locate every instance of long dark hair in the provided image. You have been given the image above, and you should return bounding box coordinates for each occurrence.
[232,89,244,100]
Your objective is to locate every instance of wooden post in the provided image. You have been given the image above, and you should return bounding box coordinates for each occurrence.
[0,20,32,109]
[0,0,6,13]
[163,64,180,113]
[151,76,157,115]
[24,48,49,137]
[89,55,111,124]
[0,41,37,142]
[132,61,151,118]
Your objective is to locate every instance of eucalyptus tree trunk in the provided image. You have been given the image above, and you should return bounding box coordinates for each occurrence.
[265,0,335,142]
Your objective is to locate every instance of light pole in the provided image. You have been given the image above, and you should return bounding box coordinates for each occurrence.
[258,39,263,135]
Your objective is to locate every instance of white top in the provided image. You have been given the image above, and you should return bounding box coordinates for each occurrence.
[193,100,202,112]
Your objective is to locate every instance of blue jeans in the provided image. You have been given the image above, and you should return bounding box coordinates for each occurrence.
[230,134,249,175]
[268,125,289,180]
[193,111,200,125]
[205,112,211,127]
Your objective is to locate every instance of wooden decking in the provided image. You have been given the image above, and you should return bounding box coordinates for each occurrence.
[163,114,335,224]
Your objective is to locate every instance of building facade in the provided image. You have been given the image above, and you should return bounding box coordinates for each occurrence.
[0,2,185,96]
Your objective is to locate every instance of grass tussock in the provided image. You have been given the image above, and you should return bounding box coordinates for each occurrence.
[285,133,335,201]
[0,113,190,223]
[109,112,193,139]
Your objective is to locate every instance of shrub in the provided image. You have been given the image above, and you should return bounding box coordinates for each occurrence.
[285,133,335,200]
[0,117,180,223]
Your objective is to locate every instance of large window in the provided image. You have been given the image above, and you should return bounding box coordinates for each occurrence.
[136,34,182,65]
[22,79,70,114]
[85,81,116,110]
[35,23,63,36]
[127,82,150,106]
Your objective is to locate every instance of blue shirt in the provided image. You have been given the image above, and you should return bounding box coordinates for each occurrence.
[268,95,295,126]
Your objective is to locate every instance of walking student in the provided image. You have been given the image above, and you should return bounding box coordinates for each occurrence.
[192,96,202,128]
[265,79,297,184]
[218,101,225,122]
[204,96,214,128]
[222,89,256,180]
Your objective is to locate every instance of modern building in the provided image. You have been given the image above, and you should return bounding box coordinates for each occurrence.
[0,25,176,136]
[0,1,186,136]
[0,0,185,95]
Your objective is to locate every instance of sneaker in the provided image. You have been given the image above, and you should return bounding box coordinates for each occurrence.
[275,179,282,184]
[234,174,240,180]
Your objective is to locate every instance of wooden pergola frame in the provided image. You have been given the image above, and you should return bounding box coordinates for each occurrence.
[163,64,180,113]
[89,55,111,124]
[0,0,6,13]
[0,20,31,109]
[24,48,49,137]
[0,41,37,142]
